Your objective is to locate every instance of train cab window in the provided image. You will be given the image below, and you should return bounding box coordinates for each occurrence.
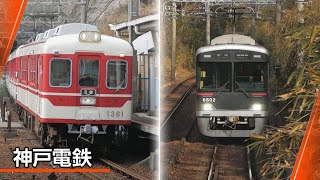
[50,59,71,87]
[197,62,231,92]
[234,63,268,92]
[106,60,127,89]
[78,60,99,86]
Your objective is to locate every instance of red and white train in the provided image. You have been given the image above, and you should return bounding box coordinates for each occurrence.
[5,23,133,147]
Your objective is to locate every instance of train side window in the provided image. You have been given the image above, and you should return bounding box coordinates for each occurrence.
[19,58,22,79]
[22,59,28,82]
[106,60,127,89]
[50,59,71,87]
[29,58,36,85]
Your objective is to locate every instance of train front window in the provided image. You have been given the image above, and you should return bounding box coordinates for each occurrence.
[106,60,127,90]
[234,63,267,92]
[78,60,99,86]
[197,62,231,92]
[50,59,71,87]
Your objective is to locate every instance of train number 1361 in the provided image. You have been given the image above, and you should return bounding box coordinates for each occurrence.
[106,110,124,117]
[202,97,216,103]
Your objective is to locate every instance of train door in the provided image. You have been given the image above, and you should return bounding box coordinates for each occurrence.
[17,57,22,101]
[21,56,28,105]
[37,55,42,114]
[76,55,101,120]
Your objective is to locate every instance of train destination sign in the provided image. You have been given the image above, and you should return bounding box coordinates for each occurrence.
[81,89,96,96]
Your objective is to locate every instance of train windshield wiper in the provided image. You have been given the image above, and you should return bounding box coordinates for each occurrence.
[215,81,230,96]
[115,79,125,92]
[235,81,250,97]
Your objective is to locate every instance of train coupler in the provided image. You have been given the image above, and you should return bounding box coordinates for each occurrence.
[80,124,99,134]
[67,124,107,135]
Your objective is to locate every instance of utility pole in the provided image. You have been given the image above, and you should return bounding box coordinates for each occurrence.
[81,0,87,24]
[233,8,236,33]
[296,0,305,24]
[276,0,281,25]
[252,6,256,39]
[206,2,211,46]
[171,2,177,81]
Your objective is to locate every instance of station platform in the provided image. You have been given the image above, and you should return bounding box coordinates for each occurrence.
[131,113,158,136]
[0,121,24,129]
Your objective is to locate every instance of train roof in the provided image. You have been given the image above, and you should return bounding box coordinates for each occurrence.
[35,33,45,41]
[197,34,268,56]
[8,23,132,61]
[42,29,56,41]
[196,44,269,56]
[52,23,98,36]
[211,34,256,45]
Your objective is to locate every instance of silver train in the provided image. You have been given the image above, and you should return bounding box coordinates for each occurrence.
[196,34,269,137]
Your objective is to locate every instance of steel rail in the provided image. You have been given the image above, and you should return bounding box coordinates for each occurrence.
[185,117,197,140]
[98,158,148,180]
[81,172,104,180]
[161,83,196,129]
[207,146,218,180]
[247,146,253,180]
[161,76,195,103]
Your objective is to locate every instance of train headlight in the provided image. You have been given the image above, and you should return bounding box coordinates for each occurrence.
[79,31,101,43]
[93,32,101,41]
[80,97,96,105]
[80,33,87,41]
[250,104,262,111]
[203,103,215,111]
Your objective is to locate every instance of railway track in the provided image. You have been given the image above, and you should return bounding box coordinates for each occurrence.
[75,157,151,180]
[207,145,252,180]
[166,138,252,180]
[97,158,149,180]
[160,76,196,129]
[165,138,215,180]
[81,171,105,180]
[164,114,253,180]
[161,76,195,103]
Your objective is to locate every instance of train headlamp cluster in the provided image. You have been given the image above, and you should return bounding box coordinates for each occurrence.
[79,31,101,43]
[203,103,215,111]
[250,103,262,111]
[80,97,96,105]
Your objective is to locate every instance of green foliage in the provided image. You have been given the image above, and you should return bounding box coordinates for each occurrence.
[162,14,206,72]
[249,1,320,179]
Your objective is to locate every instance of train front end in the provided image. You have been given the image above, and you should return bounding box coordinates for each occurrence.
[196,43,269,137]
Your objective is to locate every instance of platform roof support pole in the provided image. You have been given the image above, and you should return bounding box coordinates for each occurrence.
[206,2,211,46]
[129,0,140,112]
[171,2,177,82]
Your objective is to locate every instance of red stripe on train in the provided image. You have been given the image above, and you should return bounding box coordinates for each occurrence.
[251,92,268,97]
[196,92,214,96]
